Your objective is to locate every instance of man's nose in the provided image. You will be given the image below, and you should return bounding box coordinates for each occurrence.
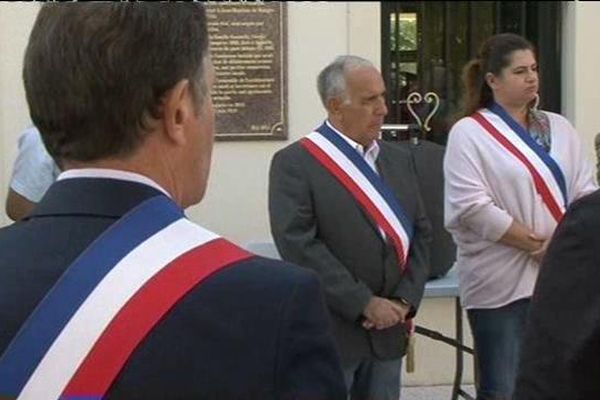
[377,97,388,116]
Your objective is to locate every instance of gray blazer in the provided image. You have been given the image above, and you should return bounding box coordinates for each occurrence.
[269,137,431,363]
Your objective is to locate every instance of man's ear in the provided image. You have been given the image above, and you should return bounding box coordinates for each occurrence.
[162,79,193,146]
[327,97,344,117]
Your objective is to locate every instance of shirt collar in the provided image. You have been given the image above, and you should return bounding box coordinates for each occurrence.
[57,168,171,198]
[325,120,380,158]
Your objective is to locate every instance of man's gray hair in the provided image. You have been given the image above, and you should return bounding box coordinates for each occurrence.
[317,55,374,107]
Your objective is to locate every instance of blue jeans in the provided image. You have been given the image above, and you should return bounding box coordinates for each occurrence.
[343,357,402,400]
[467,298,530,400]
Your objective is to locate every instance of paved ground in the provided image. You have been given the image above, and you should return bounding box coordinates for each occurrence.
[403,384,476,400]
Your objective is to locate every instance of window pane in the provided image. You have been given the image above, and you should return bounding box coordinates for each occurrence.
[399,13,417,51]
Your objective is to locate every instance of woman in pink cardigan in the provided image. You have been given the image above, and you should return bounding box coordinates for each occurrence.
[444,33,596,400]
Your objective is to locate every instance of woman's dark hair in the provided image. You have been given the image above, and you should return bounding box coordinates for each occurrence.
[461,33,535,117]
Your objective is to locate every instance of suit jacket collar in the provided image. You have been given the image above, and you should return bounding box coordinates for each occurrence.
[26,178,166,220]
[375,141,392,182]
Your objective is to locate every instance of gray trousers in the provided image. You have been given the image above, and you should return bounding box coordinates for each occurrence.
[343,357,402,400]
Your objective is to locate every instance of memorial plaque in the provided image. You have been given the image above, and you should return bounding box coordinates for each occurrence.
[206,2,287,140]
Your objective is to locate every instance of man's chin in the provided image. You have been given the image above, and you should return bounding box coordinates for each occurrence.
[367,128,383,140]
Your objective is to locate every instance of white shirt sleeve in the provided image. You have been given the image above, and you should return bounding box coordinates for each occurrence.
[9,126,60,202]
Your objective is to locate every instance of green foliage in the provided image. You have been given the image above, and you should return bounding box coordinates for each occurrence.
[390,14,417,51]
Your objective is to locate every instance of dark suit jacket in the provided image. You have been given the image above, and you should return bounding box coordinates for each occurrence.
[514,189,600,400]
[269,138,431,363]
[0,178,346,400]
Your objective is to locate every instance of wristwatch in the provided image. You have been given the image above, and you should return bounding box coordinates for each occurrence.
[398,297,411,307]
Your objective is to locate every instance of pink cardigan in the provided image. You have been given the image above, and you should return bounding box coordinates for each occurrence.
[444,109,597,309]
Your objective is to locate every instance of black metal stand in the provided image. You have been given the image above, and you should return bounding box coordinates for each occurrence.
[415,298,475,400]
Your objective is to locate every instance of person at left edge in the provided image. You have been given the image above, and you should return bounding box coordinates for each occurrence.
[5,126,60,221]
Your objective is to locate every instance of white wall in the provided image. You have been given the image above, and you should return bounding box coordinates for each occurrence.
[563,1,600,166]
[0,3,40,226]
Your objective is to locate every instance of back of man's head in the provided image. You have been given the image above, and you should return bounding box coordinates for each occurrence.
[23,3,209,164]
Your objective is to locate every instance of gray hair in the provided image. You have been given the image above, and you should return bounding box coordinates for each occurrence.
[317,55,374,107]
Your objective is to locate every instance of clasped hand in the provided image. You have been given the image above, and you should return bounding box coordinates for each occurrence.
[527,233,549,264]
[362,296,410,330]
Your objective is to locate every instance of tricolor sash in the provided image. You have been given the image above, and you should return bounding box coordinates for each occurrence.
[0,195,252,400]
[472,104,567,222]
[300,122,413,270]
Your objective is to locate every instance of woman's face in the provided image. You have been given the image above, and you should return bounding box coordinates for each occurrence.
[487,49,539,108]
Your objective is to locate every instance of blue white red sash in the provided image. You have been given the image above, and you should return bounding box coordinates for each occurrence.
[300,121,413,269]
[0,195,252,400]
[472,106,567,222]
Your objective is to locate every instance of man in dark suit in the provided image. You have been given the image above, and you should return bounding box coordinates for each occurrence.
[513,189,600,400]
[269,55,431,400]
[0,4,345,399]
